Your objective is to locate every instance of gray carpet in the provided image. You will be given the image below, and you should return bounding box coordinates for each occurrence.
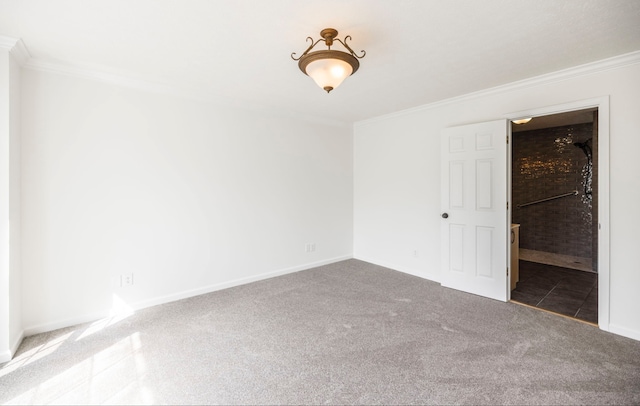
[2,259,639,405]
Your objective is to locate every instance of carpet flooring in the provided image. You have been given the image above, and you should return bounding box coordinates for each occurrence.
[1,259,639,405]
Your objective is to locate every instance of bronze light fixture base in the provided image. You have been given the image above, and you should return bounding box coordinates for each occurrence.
[320,28,339,44]
[297,49,360,76]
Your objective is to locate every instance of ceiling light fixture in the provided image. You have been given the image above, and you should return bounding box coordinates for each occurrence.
[291,28,366,93]
[512,117,533,124]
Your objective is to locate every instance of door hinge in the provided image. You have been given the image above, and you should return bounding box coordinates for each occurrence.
[507,267,509,276]
[507,135,509,144]
[507,202,509,210]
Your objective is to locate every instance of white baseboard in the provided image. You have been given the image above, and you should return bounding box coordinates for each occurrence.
[15,255,640,350]
[608,323,640,342]
[0,330,25,363]
[129,255,353,311]
[0,350,11,364]
[10,330,24,358]
[23,311,112,337]
[353,255,440,283]
[23,255,353,337]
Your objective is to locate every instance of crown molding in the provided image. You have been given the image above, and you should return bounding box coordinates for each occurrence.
[0,35,31,66]
[0,35,19,50]
[355,50,640,128]
[14,34,637,129]
[24,57,185,96]
[22,57,351,129]
[1,35,346,129]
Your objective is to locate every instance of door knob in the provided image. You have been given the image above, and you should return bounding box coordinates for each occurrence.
[441,213,449,219]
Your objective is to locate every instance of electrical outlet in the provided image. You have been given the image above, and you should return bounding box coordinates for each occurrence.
[120,273,134,287]
[413,250,418,257]
[311,243,316,252]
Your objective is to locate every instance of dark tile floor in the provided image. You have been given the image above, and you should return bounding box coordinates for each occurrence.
[511,260,598,324]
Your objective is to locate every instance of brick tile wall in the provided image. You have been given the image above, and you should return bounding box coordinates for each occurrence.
[512,123,594,258]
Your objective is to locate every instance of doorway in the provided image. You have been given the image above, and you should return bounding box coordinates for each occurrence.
[509,108,599,324]
[440,97,610,330]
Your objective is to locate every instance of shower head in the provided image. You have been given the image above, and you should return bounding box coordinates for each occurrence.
[573,139,593,162]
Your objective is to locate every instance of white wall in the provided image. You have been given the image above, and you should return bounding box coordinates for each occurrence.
[20,69,353,333]
[0,48,11,361]
[9,49,21,356]
[354,59,640,340]
[0,46,22,362]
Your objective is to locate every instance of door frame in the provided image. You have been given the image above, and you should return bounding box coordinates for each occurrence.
[504,96,610,332]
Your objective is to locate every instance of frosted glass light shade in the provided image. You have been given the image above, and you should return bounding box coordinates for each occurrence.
[298,50,360,93]
[305,58,353,92]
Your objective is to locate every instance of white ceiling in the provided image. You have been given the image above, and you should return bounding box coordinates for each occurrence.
[1,0,639,125]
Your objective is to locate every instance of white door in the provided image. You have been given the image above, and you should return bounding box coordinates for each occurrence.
[440,119,509,302]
